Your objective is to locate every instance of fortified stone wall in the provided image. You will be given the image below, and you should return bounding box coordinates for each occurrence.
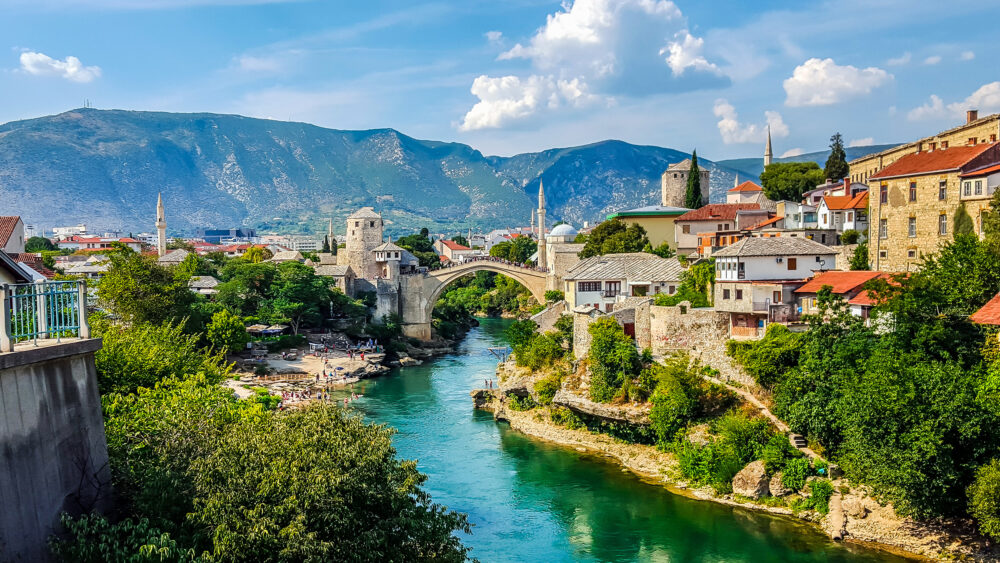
[530,300,567,334]
[649,304,751,385]
[0,340,110,562]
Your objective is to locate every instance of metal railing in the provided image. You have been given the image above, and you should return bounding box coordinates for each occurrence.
[0,280,90,352]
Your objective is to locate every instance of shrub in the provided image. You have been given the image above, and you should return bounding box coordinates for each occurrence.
[726,324,801,388]
[508,394,537,411]
[534,373,562,405]
[674,413,777,494]
[550,407,585,430]
[809,479,834,514]
[761,433,802,473]
[207,310,249,354]
[587,317,640,402]
[969,459,1000,539]
[505,319,538,349]
[265,334,306,352]
[840,229,861,244]
[515,332,565,370]
[50,514,206,562]
[544,290,564,303]
[782,457,811,491]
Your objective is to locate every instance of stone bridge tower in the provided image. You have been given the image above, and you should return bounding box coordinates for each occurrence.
[339,207,383,279]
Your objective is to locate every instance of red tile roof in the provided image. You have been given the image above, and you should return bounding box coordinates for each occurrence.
[675,203,761,223]
[961,163,1000,178]
[728,181,763,193]
[440,240,471,251]
[822,191,869,211]
[748,216,782,230]
[848,289,879,307]
[794,271,884,295]
[0,216,21,248]
[971,293,1000,325]
[66,236,140,244]
[870,143,997,180]
[10,253,55,279]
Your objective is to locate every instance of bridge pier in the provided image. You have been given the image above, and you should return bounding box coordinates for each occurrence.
[402,322,432,341]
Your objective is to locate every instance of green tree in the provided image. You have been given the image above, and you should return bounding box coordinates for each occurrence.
[489,236,537,263]
[759,162,825,202]
[587,317,640,402]
[643,241,675,259]
[505,319,538,349]
[267,261,331,334]
[167,238,195,251]
[453,235,469,247]
[955,203,975,235]
[824,133,848,180]
[849,242,869,270]
[97,247,200,330]
[578,219,650,258]
[969,459,1000,540]
[544,289,564,303]
[321,236,331,253]
[25,236,56,252]
[397,230,443,270]
[242,246,272,263]
[685,150,703,209]
[206,310,250,354]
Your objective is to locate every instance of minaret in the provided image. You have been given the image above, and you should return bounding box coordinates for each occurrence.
[155,192,167,257]
[327,217,335,250]
[763,125,773,167]
[734,173,740,188]
[537,180,547,269]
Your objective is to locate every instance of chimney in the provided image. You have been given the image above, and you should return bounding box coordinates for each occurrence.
[968,109,979,124]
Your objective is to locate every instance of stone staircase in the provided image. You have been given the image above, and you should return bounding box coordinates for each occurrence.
[789,433,808,449]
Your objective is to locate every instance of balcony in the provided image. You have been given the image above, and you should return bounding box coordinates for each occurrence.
[1,280,91,352]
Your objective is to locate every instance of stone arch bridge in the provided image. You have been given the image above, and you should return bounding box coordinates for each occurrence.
[398,261,550,340]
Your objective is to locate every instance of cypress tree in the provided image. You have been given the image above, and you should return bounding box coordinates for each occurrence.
[824,133,849,180]
[954,203,975,235]
[685,150,703,209]
[322,235,330,253]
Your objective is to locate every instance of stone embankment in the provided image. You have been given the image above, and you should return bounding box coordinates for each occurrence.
[478,361,999,561]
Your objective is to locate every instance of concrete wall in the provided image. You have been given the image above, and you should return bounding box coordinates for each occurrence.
[0,339,110,562]
[649,304,751,385]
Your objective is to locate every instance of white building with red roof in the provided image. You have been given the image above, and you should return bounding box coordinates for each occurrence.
[59,235,142,252]
[673,203,768,256]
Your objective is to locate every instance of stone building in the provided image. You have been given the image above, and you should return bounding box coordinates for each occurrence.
[338,207,384,279]
[867,142,1000,271]
[661,159,710,207]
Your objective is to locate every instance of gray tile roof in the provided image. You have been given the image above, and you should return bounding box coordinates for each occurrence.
[188,275,220,288]
[563,253,684,282]
[373,241,405,253]
[158,249,190,263]
[314,265,354,277]
[269,250,303,262]
[713,237,836,257]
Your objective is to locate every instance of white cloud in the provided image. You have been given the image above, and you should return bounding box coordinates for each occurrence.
[236,55,284,72]
[458,74,597,131]
[923,55,942,65]
[485,31,503,45]
[783,58,892,107]
[849,137,875,147]
[960,50,975,61]
[713,99,789,144]
[661,29,719,76]
[18,51,101,82]
[781,148,804,158]
[907,82,1000,121]
[887,52,911,66]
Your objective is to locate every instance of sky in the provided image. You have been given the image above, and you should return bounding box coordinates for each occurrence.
[1,0,998,160]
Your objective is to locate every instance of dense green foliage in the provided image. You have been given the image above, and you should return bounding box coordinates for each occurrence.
[647,358,735,444]
[97,248,203,331]
[954,203,975,235]
[396,230,443,270]
[673,413,776,494]
[849,242,869,270]
[685,150,703,209]
[25,235,57,252]
[643,241,675,259]
[544,289,564,303]
[586,317,641,402]
[653,259,714,308]
[824,133,848,181]
[759,161,825,202]
[578,219,650,259]
[206,310,250,353]
[727,224,1000,525]
[534,373,563,405]
[839,229,860,245]
[969,460,1000,540]
[488,236,537,264]
[506,319,569,370]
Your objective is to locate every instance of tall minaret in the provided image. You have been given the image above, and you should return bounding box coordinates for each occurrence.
[763,125,773,167]
[734,173,740,188]
[155,192,167,257]
[327,217,335,251]
[537,180,547,269]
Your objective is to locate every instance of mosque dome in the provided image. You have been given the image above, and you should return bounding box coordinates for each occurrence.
[549,223,577,237]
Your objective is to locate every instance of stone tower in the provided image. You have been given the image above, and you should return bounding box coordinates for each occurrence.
[537,180,547,269]
[340,207,383,279]
[764,125,773,167]
[155,192,167,257]
[661,159,711,208]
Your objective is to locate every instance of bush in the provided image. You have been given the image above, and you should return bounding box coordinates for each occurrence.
[505,319,538,349]
[809,479,834,514]
[508,394,538,411]
[969,459,1000,539]
[515,332,565,370]
[840,229,861,244]
[782,457,812,491]
[544,290,564,303]
[50,514,206,562]
[534,373,563,405]
[673,412,777,494]
[587,317,640,402]
[207,310,249,354]
[550,407,585,430]
[761,433,802,473]
[265,334,306,352]
[726,324,801,388]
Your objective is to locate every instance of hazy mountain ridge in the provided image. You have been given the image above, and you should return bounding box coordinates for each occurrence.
[0,109,892,236]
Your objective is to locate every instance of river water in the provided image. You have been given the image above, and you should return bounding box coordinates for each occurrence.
[341,318,909,562]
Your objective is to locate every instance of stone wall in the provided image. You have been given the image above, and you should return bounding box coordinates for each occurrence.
[530,300,567,333]
[834,243,858,270]
[0,339,110,562]
[649,304,751,385]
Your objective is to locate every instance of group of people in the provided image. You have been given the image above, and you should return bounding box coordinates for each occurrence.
[451,255,548,273]
[483,378,496,389]
[277,387,364,410]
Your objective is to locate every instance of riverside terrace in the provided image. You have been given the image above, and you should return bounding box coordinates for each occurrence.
[0,278,110,562]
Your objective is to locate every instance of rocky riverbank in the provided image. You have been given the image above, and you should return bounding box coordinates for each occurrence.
[478,364,999,562]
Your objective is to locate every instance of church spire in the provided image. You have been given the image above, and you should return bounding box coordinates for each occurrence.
[764,125,773,167]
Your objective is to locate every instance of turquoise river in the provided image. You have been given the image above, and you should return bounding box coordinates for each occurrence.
[338,319,910,562]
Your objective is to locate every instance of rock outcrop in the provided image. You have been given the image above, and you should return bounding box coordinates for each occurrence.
[732,460,770,499]
[551,389,651,425]
[769,472,792,497]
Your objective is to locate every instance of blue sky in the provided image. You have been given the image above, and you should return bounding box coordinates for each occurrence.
[2,0,998,159]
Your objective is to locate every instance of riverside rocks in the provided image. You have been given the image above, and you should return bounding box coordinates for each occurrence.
[769,472,792,497]
[733,459,770,500]
[551,389,651,425]
[732,460,770,499]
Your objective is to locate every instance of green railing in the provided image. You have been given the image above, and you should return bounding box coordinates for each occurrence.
[1,280,91,352]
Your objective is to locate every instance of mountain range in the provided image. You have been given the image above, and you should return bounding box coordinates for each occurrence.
[0,108,894,237]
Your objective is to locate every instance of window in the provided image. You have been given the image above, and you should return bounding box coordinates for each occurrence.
[941,141,949,148]
[735,289,743,300]
[723,289,731,299]
[908,217,916,237]
[847,211,854,222]
[880,219,888,239]
[965,181,972,196]
[682,225,691,234]
[969,137,977,146]
[668,285,676,294]
[880,185,888,204]
[370,221,375,227]
[975,180,983,195]
[939,181,947,200]
[355,221,359,227]
[929,142,936,151]
[787,257,797,270]
[909,182,917,202]
[717,224,723,231]
[578,281,601,292]
[879,249,887,259]
[605,281,621,294]
[821,213,827,225]
[773,291,781,303]
[908,249,917,259]
[939,213,947,235]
